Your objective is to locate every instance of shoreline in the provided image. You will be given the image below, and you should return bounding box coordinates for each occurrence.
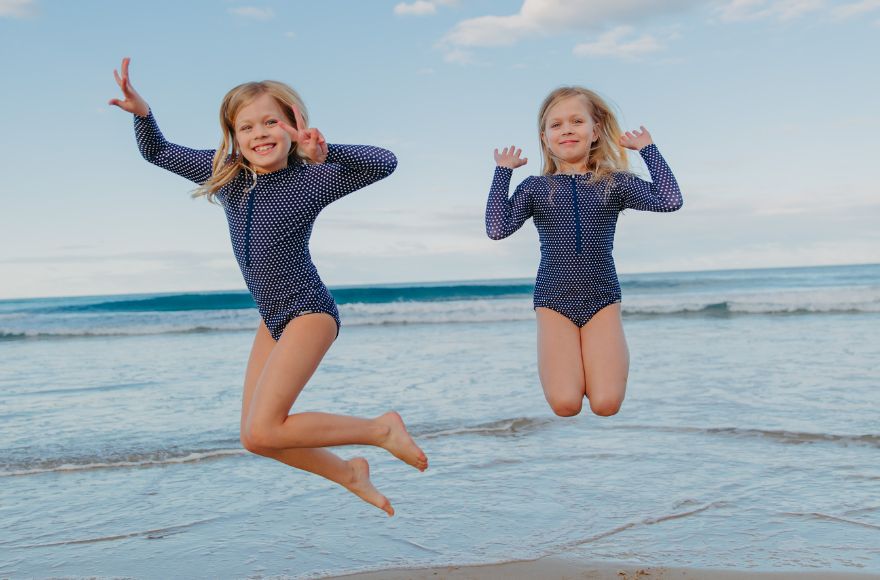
[329,556,880,579]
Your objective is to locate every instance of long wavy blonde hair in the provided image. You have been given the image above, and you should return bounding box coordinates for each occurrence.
[194,80,309,202]
[538,86,628,182]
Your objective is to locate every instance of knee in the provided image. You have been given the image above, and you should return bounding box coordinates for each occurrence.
[240,430,264,455]
[548,397,583,417]
[589,396,623,417]
[240,424,274,455]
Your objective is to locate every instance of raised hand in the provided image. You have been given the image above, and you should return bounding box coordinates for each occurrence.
[619,126,653,151]
[109,57,149,117]
[278,104,329,164]
[494,145,528,169]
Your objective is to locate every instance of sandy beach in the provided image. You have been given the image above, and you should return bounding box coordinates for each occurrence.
[332,556,880,579]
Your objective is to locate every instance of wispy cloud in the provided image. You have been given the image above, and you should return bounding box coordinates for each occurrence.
[228,6,274,20]
[0,0,35,18]
[438,0,868,65]
[832,0,880,19]
[718,0,825,21]
[441,0,695,48]
[393,0,457,17]
[443,48,476,65]
[394,1,436,16]
[573,26,665,60]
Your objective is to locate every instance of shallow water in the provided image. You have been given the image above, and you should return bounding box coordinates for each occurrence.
[1,265,878,578]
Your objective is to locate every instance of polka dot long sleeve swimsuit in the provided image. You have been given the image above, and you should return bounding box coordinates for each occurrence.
[485,144,682,327]
[134,112,397,340]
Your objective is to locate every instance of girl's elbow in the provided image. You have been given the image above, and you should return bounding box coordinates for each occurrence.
[486,227,507,240]
[382,152,398,176]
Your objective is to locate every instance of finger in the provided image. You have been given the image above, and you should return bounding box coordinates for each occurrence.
[114,69,123,89]
[522,157,528,165]
[122,57,130,81]
[277,120,300,141]
[290,103,307,130]
[515,148,522,158]
[315,129,326,146]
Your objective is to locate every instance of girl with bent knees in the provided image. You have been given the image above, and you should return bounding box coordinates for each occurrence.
[485,86,683,418]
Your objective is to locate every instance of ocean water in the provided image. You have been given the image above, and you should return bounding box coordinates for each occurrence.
[1,264,878,578]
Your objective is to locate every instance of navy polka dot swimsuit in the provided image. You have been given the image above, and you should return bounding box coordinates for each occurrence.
[485,144,682,327]
[134,112,397,340]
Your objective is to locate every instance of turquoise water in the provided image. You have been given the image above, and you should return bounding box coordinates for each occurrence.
[1,264,878,578]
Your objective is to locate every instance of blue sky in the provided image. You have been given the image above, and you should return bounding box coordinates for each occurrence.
[1,0,878,299]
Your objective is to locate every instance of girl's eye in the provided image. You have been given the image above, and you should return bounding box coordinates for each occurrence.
[551,123,560,128]
[574,119,583,124]
[240,125,251,132]
[266,119,278,126]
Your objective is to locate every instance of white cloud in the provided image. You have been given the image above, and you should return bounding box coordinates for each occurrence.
[832,0,880,18]
[718,0,825,21]
[573,26,664,59]
[228,6,274,20]
[394,1,436,16]
[394,0,457,16]
[442,0,695,48]
[0,0,35,18]
[443,48,476,64]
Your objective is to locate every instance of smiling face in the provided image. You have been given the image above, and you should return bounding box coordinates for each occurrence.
[541,95,600,172]
[233,93,294,174]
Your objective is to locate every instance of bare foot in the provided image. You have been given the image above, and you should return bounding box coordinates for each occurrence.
[344,457,394,517]
[376,411,428,471]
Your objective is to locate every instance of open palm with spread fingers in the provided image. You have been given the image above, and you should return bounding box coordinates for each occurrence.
[279,105,329,164]
[109,57,149,117]
[619,126,653,151]
[494,145,528,169]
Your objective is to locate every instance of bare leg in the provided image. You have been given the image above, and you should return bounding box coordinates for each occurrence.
[580,302,629,416]
[239,316,427,515]
[238,319,409,516]
[240,319,394,515]
[243,314,427,469]
[536,307,586,416]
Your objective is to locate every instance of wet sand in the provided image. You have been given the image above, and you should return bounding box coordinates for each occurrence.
[331,556,880,579]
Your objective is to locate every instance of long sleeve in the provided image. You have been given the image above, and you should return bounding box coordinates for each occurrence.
[134,111,216,185]
[617,144,683,212]
[485,167,534,240]
[306,144,397,207]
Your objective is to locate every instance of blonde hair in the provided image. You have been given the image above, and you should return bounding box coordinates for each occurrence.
[194,80,309,202]
[538,86,628,183]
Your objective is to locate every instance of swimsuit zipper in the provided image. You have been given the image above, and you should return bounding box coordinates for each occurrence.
[244,192,256,268]
[571,176,582,254]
